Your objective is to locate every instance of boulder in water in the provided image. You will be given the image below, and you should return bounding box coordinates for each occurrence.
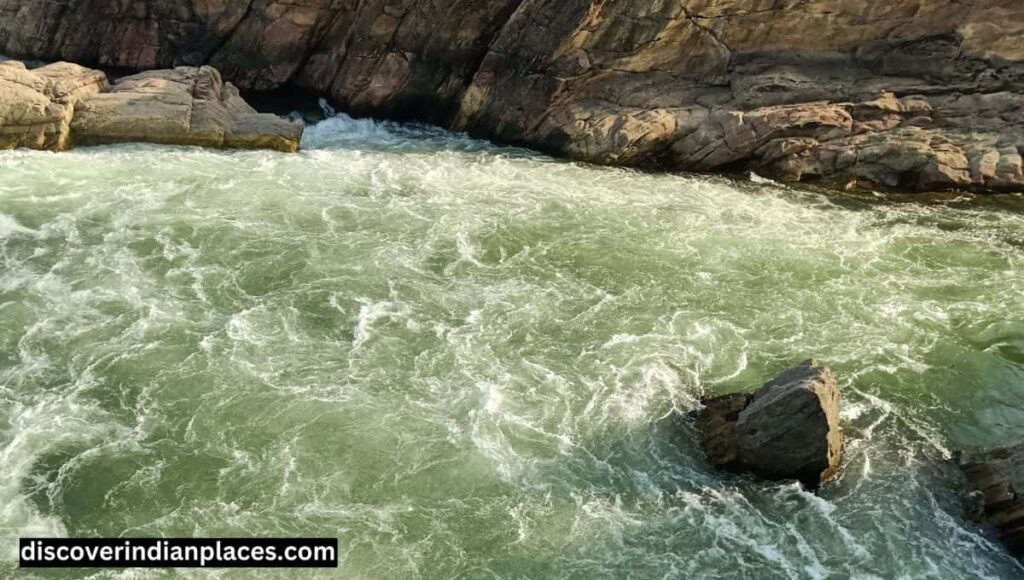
[694,359,843,488]
[957,442,1024,558]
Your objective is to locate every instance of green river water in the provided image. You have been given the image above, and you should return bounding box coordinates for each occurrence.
[1,115,1023,578]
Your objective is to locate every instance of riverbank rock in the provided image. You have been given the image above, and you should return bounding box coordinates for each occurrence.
[0,60,302,152]
[695,360,843,488]
[957,443,1024,557]
[2,0,1020,192]
[71,66,302,152]
[0,60,107,150]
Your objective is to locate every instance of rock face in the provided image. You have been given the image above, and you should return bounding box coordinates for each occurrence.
[1,1,1022,191]
[0,60,107,150]
[73,67,303,152]
[0,61,302,152]
[696,360,842,488]
[958,443,1024,558]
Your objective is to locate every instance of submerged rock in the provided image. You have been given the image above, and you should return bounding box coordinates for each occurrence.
[0,61,302,152]
[695,360,843,488]
[957,443,1024,558]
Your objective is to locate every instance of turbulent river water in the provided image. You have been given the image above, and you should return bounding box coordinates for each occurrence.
[1,115,1024,579]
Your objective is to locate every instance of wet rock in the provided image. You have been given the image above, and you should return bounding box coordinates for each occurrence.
[71,66,303,152]
[695,360,843,489]
[695,393,752,469]
[957,442,1024,558]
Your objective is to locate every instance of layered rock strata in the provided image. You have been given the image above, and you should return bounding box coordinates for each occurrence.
[0,62,302,152]
[0,60,106,150]
[0,1,1022,191]
[72,66,303,152]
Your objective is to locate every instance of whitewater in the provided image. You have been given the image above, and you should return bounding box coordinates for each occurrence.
[1,114,1023,578]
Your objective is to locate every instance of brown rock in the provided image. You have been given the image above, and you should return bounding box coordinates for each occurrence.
[71,66,303,152]
[2,0,1023,191]
[695,393,752,468]
[694,360,843,489]
[958,443,1024,558]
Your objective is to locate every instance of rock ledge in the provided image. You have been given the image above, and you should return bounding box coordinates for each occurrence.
[1,61,302,152]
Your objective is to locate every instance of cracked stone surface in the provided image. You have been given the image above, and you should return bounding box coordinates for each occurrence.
[0,60,107,150]
[1,0,1022,191]
[1,61,303,152]
[71,66,304,152]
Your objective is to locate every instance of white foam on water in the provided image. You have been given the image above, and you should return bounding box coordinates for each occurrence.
[0,395,128,560]
[0,213,37,239]
[0,115,1022,578]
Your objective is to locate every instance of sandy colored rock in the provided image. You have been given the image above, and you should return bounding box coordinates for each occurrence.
[71,66,303,152]
[0,60,106,150]
[0,61,302,152]
[2,0,1023,191]
[694,360,843,488]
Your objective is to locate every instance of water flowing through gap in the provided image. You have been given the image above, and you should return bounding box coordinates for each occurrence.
[1,114,1023,578]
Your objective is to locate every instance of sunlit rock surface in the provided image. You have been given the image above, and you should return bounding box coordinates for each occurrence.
[0,60,106,150]
[2,0,1021,190]
[0,61,302,152]
[72,66,303,152]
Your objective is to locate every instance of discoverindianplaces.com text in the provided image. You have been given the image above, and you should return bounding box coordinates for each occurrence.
[20,538,339,568]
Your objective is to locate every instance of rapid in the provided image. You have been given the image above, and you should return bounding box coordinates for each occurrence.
[1,114,1023,578]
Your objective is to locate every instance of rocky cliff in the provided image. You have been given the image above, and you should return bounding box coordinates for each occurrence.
[2,1,1023,191]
